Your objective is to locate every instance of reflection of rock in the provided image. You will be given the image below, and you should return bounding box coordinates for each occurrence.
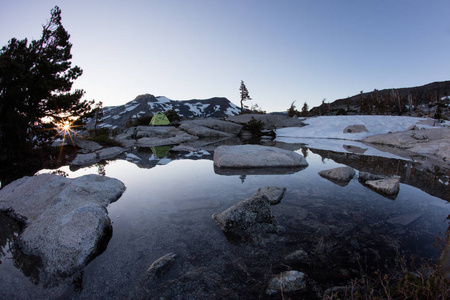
[214,145,308,168]
[310,148,450,201]
[0,174,126,283]
[212,187,285,244]
[214,166,305,176]
[343,144,367,154]
[266,270,306,295]
[318,166,355,186]
[343,124,368,133]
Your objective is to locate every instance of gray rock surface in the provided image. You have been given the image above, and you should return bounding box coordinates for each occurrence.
[71,147,126,167]
[255,186,286,205]
[362,127,450,168]
[214,145,308,168]
[343,124,368,133]
[266,270,306,295]
[358,172,387,183]
[227,114,306,128]
[318,166,355,185]
[212,187,286,244]
[146,253,177,280]
[365,176,400,195]
[180,119,242,135]
[68,135,103,152]
[179,122,233,138]
[0,174,126,282]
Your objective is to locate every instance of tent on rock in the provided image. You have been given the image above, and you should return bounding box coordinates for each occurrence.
[150,111,170,126]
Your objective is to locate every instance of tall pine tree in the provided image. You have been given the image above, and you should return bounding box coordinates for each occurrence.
[0,6,94,161]
[239,80,251,113]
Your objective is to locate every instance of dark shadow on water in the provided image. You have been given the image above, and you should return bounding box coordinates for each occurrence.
[214,165,307,176]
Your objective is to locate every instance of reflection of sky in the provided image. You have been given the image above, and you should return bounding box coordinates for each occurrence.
[6,150,449,297]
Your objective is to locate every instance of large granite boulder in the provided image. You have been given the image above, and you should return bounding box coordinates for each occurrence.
[0,174,126,283]
[214,145,308,169]
[71,146,126,167]
[180,119,242,135]
[179,122,233,138]
[212,186,286,244]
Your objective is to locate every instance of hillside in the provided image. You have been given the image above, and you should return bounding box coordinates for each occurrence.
[309,80,450,118]
[90,94,240,130]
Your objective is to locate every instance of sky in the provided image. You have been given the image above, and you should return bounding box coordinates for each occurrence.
[1,0,449,112]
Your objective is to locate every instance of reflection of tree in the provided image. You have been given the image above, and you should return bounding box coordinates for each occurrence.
[301,147,308,158]
[50,169,69,177]
[0,212,42,285]
[96,161,108,176]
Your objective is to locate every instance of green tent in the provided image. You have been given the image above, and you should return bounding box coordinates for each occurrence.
[150,111,170,126]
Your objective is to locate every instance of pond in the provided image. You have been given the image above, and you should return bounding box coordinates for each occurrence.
[0,144,449,299]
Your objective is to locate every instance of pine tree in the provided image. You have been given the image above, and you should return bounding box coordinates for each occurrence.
[239,80,251,113]
[0,6,94,160]
[301,102,309,117]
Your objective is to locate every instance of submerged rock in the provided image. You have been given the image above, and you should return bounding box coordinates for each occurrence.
[213,145,308,169]
[266,270,306,295]
[318,166,355,185]
[212,187,286,244]
[147,253,177,280]
[0,174,126,283]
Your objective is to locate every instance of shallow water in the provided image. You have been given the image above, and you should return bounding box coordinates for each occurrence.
[1,147,449,299]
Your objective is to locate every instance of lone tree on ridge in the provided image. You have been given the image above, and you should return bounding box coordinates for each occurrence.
[239,80,251,113]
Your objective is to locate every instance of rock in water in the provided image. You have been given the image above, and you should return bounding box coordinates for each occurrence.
[212,187,286,244]
[266,270,306,295]
[255,186,286,205]
[147,253,177,279]
[365,176,400,196]
[213,145,308,168]
[318,166,355,185]
[0,174,126,283]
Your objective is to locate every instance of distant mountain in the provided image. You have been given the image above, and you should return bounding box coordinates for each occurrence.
[309,80,450,117]
[91,94,240,130]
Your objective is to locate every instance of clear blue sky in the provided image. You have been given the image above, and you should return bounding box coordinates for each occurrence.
[1,0,449,112]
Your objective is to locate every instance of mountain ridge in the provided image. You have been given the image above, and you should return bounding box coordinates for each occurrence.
[93,94,240,130]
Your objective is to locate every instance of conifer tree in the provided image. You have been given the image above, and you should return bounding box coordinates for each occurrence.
[0,6,94,160]
[301,102,309,117]
[239,80,251,113]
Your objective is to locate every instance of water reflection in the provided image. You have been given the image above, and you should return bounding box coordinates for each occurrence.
[1,147,449,298]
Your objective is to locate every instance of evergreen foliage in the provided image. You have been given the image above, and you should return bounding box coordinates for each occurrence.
[287,101,300,117]
[0,6,94,161]
[239,80,251,113]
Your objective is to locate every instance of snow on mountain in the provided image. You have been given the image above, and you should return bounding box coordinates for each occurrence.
[91,94,240,130]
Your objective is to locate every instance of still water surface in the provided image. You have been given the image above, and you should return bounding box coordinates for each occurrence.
[1,148,449,299]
